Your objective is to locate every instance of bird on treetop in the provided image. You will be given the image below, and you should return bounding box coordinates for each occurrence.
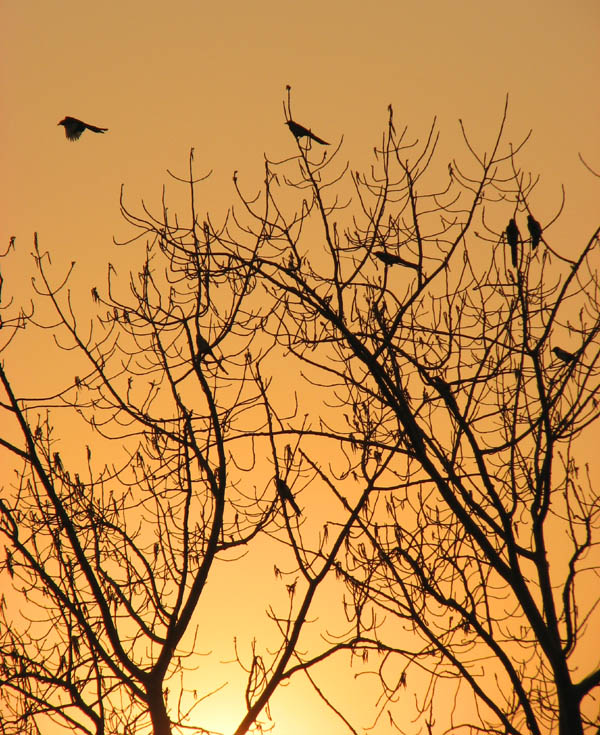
[58,116,108,141]
[285,119,329,145]
[527,214,542,250]
[553,346,577,365]
[505,218,520,268]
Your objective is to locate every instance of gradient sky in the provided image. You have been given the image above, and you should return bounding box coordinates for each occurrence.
[2,1,599,733]
[2,0,599,264]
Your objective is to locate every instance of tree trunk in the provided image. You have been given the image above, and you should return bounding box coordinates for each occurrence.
[147,680,171,735]
[557,679,582,735]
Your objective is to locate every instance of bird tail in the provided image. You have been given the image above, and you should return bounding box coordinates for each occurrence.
[87,125,108,134]
[309,132,329,145]
[288,495,301,515]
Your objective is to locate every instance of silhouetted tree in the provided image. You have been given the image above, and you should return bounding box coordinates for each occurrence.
[0,152,359,734]
[220,98,600,735]
[2,96,599,735]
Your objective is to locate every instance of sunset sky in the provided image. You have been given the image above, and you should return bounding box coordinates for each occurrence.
[3,0,598,268]
[2,1,599,733]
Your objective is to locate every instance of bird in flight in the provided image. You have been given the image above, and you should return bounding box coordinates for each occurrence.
[374,250,419,270]
[58,116,108,141]
[505,218,520,268]
[527,214,542,249]
[275,477,301,515]
[285,119,329,145]
[553,346,578,365]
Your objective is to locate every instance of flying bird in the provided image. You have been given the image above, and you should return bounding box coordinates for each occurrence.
[374,250,419,270]
[527,214,542,249]
[58,116,108,141]
[553,347,577,365]
[285,119,329,145]
[505,218,520,268]
[275,477,301,515]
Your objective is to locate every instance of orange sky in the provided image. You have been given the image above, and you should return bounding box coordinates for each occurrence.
[2,0,599,267]
[1,1,599,733]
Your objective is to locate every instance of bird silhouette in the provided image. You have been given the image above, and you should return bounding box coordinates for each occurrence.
[553,347,577,364]
[195,333,227,372]
[374,250,419,270]
[58,116,108,141]
[275,477,301,515]
[527,214,542,250]
[505,218,520,268]
[285,119,329,145]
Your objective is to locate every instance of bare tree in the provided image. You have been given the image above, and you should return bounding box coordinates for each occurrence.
[218,96,600,734]
[2,95,599,735]
[0,153,359,735]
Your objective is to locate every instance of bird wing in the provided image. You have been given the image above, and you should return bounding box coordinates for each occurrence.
[64,118,86,140]
[287,120,308,138]
[66,129,82,141]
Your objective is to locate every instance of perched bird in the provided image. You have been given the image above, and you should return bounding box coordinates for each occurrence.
[275,477,301,515]
[506,218,520,268]
[285,119,329,145]
[195,333,227,372]
[527,214,542,250]
[553,346,577,365]
[58,116,108,141]
[374,250,419,270]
